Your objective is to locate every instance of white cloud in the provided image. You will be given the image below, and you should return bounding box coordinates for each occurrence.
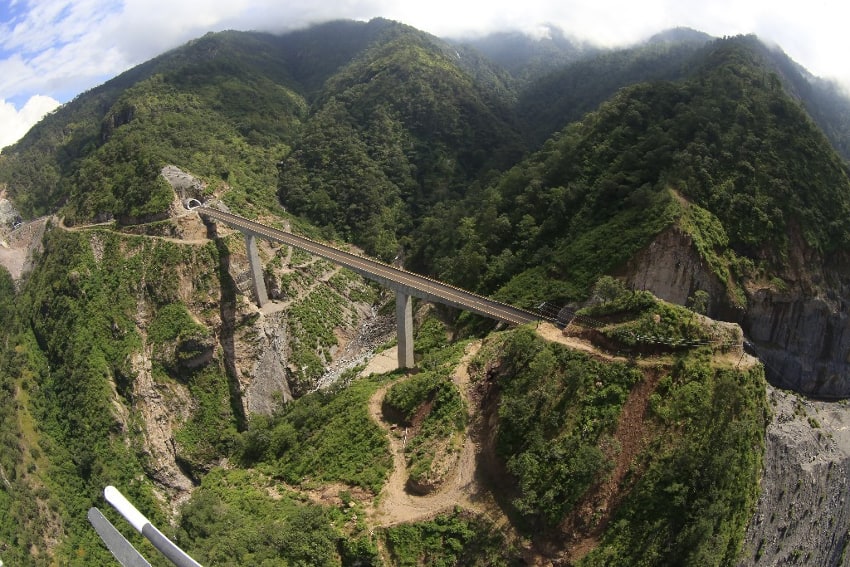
[3,0,849,88]
[0,94,61,152]
[0,1,125,101]
[5,0,120,51]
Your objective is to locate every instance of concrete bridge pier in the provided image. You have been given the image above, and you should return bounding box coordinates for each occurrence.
[244,232,269,308]
[204,209,539,377]
[241,225,414,369]
[396,291,414,369]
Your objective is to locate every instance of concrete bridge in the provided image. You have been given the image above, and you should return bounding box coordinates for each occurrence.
[199,207,538,368]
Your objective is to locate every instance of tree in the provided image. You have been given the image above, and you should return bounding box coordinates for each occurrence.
[591,275,629,304]
[688,289,710,315]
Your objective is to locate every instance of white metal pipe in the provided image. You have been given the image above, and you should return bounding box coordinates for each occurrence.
[104,486,202,567]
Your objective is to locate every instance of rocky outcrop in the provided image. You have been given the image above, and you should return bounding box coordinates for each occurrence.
[747,290,850,397]
[161,165,207,201]
[0,196,20,228]
[738,386,850,566]
[129,349,195,513]
[238,311,294,415]
[624,226,850,398]
[0,216,48,281]
[626,227,850,562]
[625,227,728,313]
[154,335,216,376]
[175,337,216,370]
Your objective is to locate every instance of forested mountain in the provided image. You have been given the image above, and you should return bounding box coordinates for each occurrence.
[435,36,850,299]
[456,24,596,83]
[513,27,713,145]
[511,31,850,156]
[2,17,850,565]
[278,25,524,258]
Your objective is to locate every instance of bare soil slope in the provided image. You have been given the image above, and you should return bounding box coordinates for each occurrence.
[367,342,502,527]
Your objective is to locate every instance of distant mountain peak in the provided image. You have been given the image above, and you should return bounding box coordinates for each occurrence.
[646,27,714,45]
[455,24,596,82]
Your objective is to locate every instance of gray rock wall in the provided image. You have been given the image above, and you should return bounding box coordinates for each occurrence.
[625,226,728,312]
[747,292,850,397]
[244,311,293,415]
[0,197,19,227]
[625,227,850,398]
[738,387,850,566]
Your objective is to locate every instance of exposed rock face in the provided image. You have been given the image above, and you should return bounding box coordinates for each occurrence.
[627,227,850,561]
[0,197,19,228]
[154,335,216,376]
[738,386,850,566]
[161,165,207,203]
[240,311,294,415]
[747,291,850,397]
[625,226,850,398]
[175,337,216,370]
[0,216,48,281]
[130,349,195,513]
[625,227,728,313]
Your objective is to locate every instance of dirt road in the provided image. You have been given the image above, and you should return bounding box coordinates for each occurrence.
[367,342,494,526]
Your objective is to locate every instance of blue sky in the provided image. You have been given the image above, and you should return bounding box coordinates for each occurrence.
[2,0,850,151]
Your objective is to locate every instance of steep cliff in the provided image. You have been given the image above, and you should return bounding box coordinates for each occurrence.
[625,225,728,312]
[625,223,850,397]
[744,242,850,397]
[0,187,389,561]
[739,387,850,566]
[626,219,850,564]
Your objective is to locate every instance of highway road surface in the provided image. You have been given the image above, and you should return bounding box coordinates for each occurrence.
[200,207,539,326]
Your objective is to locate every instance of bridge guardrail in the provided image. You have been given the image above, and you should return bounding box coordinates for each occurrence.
[200,207,539,326]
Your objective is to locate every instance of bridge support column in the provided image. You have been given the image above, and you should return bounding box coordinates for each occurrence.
[396,291,414,369]
[245,233,269,308]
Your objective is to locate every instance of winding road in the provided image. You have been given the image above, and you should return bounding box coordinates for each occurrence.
[367,342,495,526]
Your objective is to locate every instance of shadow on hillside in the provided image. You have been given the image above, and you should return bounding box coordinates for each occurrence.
[206,220,247,431]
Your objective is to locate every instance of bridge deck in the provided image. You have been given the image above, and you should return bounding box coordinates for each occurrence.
[200,208,538,326]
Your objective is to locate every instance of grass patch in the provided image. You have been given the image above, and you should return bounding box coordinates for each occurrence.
[237,372,392,493]
[383,509,521,566]
[177,467,378,566]
[382,333,469,487]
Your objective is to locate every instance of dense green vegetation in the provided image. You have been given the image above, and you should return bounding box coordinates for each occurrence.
[0,221,392,563]
[238,371,392,493]
[0,221,391,563]
[0,268,50,565]
[382,328,468,486]
[177,468,377,566]
[515,31,710,146]
[60,65,299,223]
[278,27,523,260]
[580,360,767,566]
[3,24,849,300]
[484,327,642,527]
[0,228,771,566]
[411,37,850,312]
[173,363,242,470]
[577,284,741,350]
[476,323,768,563]
[0,229,225,564]
[384,509,521,566]
[2,30,308,222]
